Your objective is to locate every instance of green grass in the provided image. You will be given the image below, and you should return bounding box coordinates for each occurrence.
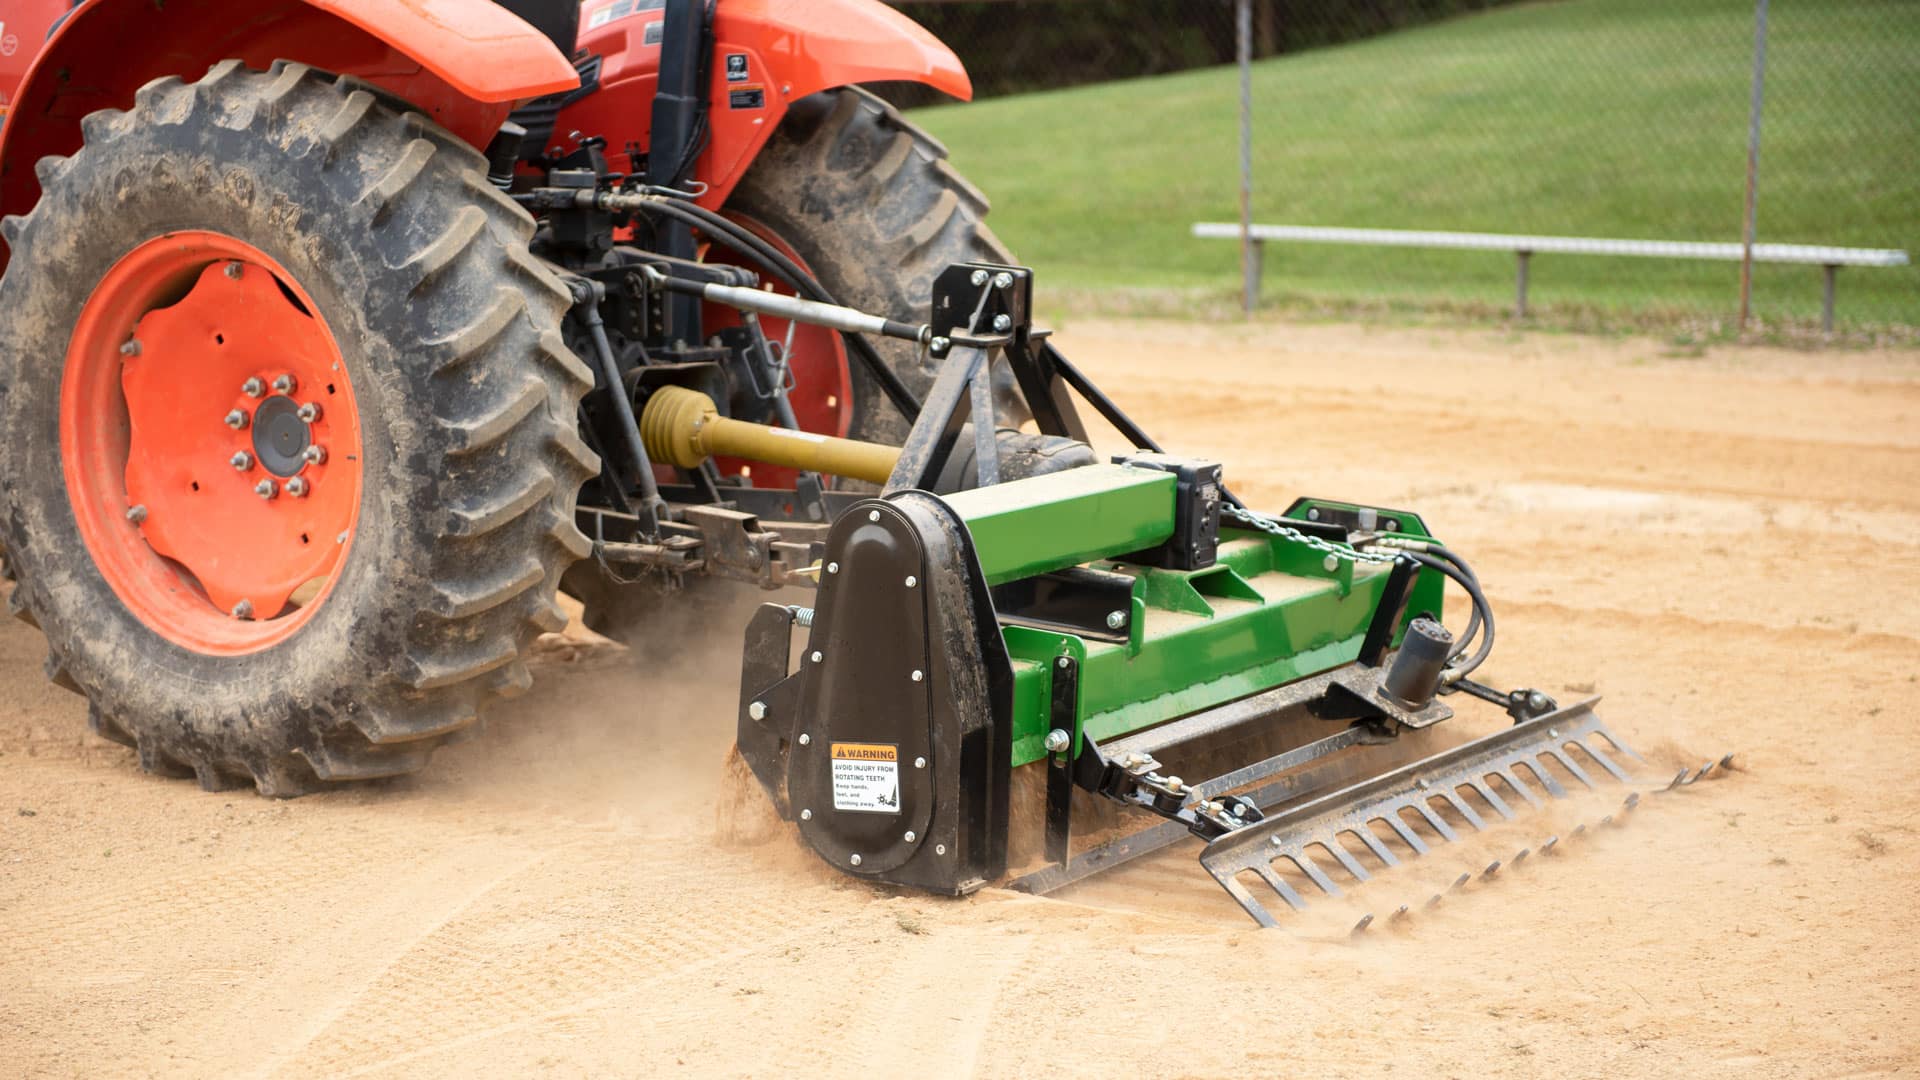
[910,0,1920,330]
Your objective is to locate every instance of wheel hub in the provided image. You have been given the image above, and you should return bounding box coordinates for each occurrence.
[61,233,362,654]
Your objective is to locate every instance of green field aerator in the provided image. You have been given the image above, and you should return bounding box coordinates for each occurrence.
[726,264,1643,926]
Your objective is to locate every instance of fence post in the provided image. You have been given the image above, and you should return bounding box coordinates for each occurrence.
[1739,0,1769,330]
[1236,0,1256,317]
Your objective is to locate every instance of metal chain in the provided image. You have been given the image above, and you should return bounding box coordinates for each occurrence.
[1220,505,1398,564]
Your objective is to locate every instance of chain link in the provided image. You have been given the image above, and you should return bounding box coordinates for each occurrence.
[1220,505,1399,565]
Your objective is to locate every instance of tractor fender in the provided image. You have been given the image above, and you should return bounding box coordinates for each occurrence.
[562,0,972,208]
[0,0,579,266]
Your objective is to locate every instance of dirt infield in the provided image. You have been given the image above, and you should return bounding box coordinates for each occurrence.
[3,319,1915,1077]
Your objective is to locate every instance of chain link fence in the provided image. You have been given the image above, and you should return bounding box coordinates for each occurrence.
[887,0,1918,336]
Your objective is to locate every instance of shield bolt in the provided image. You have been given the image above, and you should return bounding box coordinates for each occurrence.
[911,670,923,682]
[302,445,327,466]
[231,599,253,619]
[849,854,862,867]
[225,408,249,430]
[254,479,277,500]
[798,733,811,746]
[1044,729,1070,753]
[119,339,142,357]
[800,809,813,821]
[296,402,321,423]
[241,377,266,398]
[231,451,253,471]
[286,477,310,498]
[125,505,148,524]
[904,575,917,588]
[903,831,916,843]
[272,374,297,395]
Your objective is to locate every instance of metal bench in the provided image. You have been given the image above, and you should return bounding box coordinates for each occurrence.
[1191,223,1910,331]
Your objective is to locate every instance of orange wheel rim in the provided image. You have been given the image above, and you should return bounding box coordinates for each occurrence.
[61,232,362,655]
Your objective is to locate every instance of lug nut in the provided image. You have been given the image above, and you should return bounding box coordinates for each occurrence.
[231,452,253,471]
[285,477,310,498]
[302,445,326,466]
[119,339,142,358]
[125,504,148,524]
[242,377,265,398]
[255,479,277,500]
[224,409,249,430]
[272,374,297,395]
[224,262,243,279]
[231,599,253,619]
[296,402,321,423]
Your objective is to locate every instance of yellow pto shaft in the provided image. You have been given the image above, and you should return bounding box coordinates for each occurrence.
[639,385,900,485]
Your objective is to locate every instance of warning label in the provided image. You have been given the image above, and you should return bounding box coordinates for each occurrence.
[830,742,900,814]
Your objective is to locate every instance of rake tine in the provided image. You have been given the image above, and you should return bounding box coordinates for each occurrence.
[1622,792,1640,812]
[1594,726,1646,763]
[1449,872,1470,893]
[1351,913,1375,938]
[1389,905,1411,925]
[1221,874,1282,928]
[1512,847,1531,867]
[1516,757,1568,799]
[1665,768,1689,791]
[1546,746,1598,790]
[1695,759,1716,781]
[1385,813,1431,854]
[1441,789,1489,831]
[1291,852,1343,897]
[1481,859,1502,880]
[1575,738,1633,783]
[1498,767,1546,809]
[1470,779,1517,821]
[1719,753,1737,771]
[1540,835,1559,855]
[1325,838,1372,882]
[1353,826,1400,868]
[1571,823,1588,838]
[1414,801,1460,842]
[1255,863,1309,913]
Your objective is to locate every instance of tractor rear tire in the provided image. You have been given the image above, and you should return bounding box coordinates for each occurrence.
[565,87,1008,643]
[0,61,598,795]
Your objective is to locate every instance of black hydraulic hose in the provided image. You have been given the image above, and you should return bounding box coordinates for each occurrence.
[1420,543,1483,660]
[628,197,924,420]
[1403,550,1495,681]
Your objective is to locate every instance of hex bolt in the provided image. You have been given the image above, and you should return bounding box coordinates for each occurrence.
[296,402,322,423]
[904,575,917,588]
[748,701,768,721]
[903,831,916,843]
[231,451,253,471]
[241,377,266,398]
[1306,507,1321,521]
[224,262,243,279]
[800,808,813,821]
[119,339,142,358]
[1322,553,1340,572]
[798,733,811,746]
[911,670,924,682]
[969,269,989,286]
[286,477,310,498]
[1057,656,1070,668]
[302,445,327,466]
[231,599,253,619]
[1105,610,1127,630]
[125,505,148,524]
[914,757,926,769]
[254,479,277,500]
[849,854,862,867]
[272,374,297,395]
[930,336,951,352]
[992,272,1014,290]
[1385,519,1402,532]
[992,313,1013,332]
[224,409,249,431]
[809,650,823,664]
[1044,729,1070,753]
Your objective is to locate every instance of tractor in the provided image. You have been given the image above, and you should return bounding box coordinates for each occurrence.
[0,0,1656,925]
